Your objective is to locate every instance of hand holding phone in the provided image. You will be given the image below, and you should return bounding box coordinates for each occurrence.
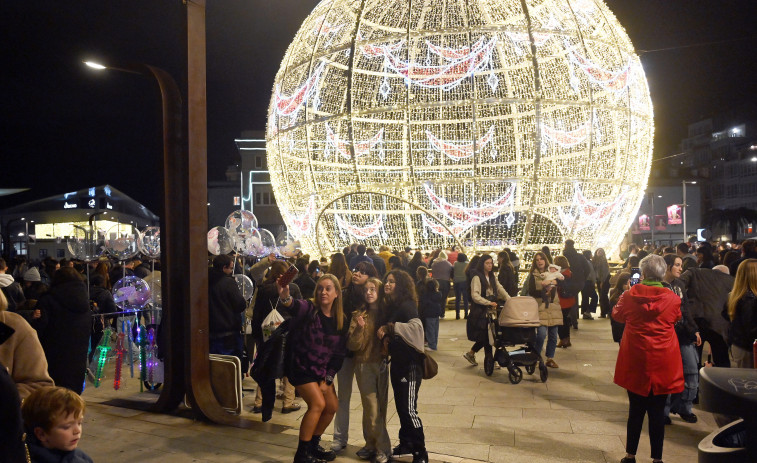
[277,264,299,288]
[629,267,641,286]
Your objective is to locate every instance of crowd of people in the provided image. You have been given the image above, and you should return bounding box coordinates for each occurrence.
[1,236,756,463]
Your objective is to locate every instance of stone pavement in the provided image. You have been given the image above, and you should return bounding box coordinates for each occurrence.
[79,312,716,463]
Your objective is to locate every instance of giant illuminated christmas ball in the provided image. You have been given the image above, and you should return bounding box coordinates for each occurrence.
[266,0,653,257]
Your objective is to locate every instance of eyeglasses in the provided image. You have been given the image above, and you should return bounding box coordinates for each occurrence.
[352,269,363,275]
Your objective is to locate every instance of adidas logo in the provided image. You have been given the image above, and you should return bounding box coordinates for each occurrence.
[400,377,408,383]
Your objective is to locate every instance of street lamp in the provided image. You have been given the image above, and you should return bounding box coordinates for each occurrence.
[682,180,697,244]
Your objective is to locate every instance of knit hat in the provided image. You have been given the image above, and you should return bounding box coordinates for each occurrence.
[23,267,41,282]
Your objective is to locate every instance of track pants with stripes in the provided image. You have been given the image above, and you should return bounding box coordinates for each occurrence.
[390,362,425,451]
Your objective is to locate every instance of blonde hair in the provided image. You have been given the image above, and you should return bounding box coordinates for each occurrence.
[21,386,86,433]
[727,259,757,321]
[314,273,345,330]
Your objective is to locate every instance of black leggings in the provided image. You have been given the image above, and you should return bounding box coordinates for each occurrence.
[558,308,572,339]
[471,341,493,361]
[626,389,668,460]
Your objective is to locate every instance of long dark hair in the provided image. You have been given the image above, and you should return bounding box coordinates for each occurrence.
[383,269,417,306]
[475,255,498,295]
[610,272,631,306]
[465,255,481,283]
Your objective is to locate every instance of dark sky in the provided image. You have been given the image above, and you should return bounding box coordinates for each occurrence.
[2,0,755,215]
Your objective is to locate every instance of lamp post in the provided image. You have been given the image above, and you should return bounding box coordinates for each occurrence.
[682,180,697,244]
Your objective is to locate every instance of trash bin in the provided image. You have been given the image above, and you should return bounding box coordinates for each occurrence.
[697,367,757,463]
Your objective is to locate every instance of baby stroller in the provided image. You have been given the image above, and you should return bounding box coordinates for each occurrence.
[485,296,548,384]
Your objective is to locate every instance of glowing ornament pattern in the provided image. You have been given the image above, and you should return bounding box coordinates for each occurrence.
[541,122,591,147]
[325,124,385,160]
[424,183,515,229]
[568,46,632,93]
[335,214,386,240]
[146,328,158,386]
[266,0,654,256]
[426,125,495,161]
[364,36,497,92]
[557,184,629,232]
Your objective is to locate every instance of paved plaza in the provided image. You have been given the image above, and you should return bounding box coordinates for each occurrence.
[79,313,716,463]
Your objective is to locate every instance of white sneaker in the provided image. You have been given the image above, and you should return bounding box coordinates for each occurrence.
[331,442,346,453]
[374,452,389,463]
[463,351,478,366]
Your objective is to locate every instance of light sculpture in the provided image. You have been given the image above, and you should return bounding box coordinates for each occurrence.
[266,0,653,257]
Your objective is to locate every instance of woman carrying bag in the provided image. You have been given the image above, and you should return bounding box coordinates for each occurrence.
[463,255,510,367]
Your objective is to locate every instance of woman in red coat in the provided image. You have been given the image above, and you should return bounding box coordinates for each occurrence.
[612,254,683,463]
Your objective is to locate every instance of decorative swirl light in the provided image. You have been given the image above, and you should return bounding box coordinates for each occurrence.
[266,0,653,257]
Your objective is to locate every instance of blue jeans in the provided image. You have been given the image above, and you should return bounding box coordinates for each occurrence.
[209,332,243,358]
[453,281,469,317]
[424,317,439,350]
[535,325,558,359]
[665,343,699,416]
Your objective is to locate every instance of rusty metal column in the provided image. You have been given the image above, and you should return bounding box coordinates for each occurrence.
[184,0,254,427]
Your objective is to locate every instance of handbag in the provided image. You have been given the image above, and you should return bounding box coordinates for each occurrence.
[422,353,438,379]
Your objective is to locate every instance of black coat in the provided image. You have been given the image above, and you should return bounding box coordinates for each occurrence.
[0,360,26,463]
[251,281,301,341]
[498,265,518,297]
[563,247,587,296]
[728,291,757,350]
[35,280,90,394]
[89,285,119,315]
[418,290,443,319]
[208,268,247,337]
[251,319,290,422]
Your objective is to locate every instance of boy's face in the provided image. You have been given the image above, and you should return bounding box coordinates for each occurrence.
[36,412,83,452]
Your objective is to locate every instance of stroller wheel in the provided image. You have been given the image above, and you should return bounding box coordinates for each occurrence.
[484,351,495,376]
[525,364,536,375]
[508,366,523,384]
[539,362,548,383]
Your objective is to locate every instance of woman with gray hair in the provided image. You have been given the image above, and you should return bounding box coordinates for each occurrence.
[612,254,684,463]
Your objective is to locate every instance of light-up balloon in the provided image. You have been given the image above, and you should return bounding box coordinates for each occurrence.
[138,227,161,259]
[207,226,235,255]
[104,224,139,261]
[112,276,152,311]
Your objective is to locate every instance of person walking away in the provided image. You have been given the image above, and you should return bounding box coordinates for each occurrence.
[277,274,348,463]
[581,250,598,319]
[526,252,561,368]
[208,254,247,362]
[430,252,453,319]
[594,248,611,318]
[347,278,391,463]
[662,255,701,425]
[463,255,511,367]
[417,278,443,350]
[677,266,734,367]
[613,255,683,463]
[725,259,757,368]
[562,240,587,329]
[34,267,89,394]
[452,253,470,319]
[554,256,575,348]
[497,251,518,297]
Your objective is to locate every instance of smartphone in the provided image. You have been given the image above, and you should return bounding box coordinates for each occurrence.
[629,267,641,287]
[277,264,299,287]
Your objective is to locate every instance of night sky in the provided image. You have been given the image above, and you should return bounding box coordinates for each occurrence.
[2,0,755,215]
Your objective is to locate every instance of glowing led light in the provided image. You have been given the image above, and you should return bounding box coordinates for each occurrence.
[267,0,653,257]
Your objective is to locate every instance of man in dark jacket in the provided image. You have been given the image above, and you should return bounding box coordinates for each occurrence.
[562,240,587,328]
[676,243,698,272]
[348,244,373,269]
[678,267,734,367]
[367,247,387,277]
[729,239,757,276]
[208,254,247,360]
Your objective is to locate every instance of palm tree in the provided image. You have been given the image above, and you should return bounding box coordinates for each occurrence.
[702,207,757,242]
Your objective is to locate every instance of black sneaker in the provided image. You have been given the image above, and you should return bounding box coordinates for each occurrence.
[312,445,336,462]
[663,416,672,425]
[294,449,325,463]
[392,444,413,456]
[678,412,697,423]
[412,450,429,463]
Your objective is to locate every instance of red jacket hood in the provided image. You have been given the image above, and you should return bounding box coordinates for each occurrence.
[624,284,675,315]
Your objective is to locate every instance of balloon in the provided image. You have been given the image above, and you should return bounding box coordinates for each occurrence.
[234,274,255,300]
[225,210,258,241]
[104,224,139,261]
[66,236,100,261]
[232,227,261,256]
[207,226,235,255]
[138,227,161,259]
[258,228,277,256]
[112,276,152,311]
[276,231,301,258]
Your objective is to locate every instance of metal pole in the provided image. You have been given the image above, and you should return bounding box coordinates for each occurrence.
[682,180,687,244]
[650,193,655,246]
